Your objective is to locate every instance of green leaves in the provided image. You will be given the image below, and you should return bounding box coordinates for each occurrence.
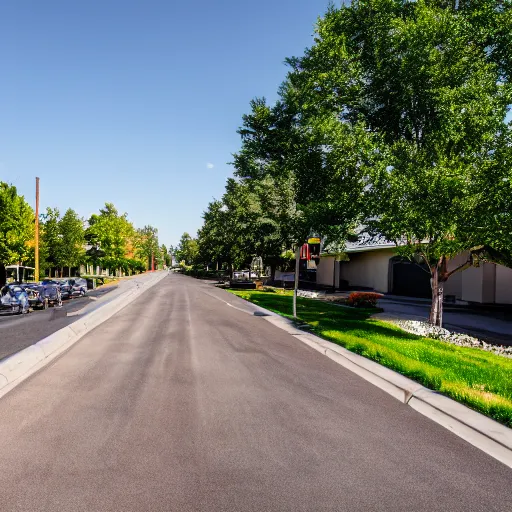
[0,182,34,266]
[175,232,199,266]
[85,203,135,262]
[58,209,85,269]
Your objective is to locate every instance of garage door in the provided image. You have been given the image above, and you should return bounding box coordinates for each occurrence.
[391,258,431,298]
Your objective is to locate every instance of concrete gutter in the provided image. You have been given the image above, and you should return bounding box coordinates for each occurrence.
[0,272,167,400]
[248,305,512,469]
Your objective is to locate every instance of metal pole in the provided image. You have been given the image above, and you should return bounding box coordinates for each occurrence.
[35,177,40,282]
[293,245,300,318]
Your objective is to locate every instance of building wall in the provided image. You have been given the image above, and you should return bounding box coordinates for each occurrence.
[316,256,335,287]
[444,253,466,299]
[319,246,512,304]
[339,249,395,293]
[459,263,497,303]
[495,265,512,304]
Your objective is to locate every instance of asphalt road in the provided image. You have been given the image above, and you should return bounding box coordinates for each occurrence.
[0,274,509,511]
[0,285,116,361]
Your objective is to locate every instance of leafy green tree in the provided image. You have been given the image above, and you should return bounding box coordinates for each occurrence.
[287,0,511,325]
[197,200,235,272]
[136,225,159,270]
[175,232,199,266]
[85,203,136,273]
[58,208,85,276]
[40,207,62,276]
[0,182,34,286]
[160,244,172,267]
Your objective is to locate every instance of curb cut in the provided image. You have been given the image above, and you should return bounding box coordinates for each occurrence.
[0,272,167,400]
[248,305,512,469]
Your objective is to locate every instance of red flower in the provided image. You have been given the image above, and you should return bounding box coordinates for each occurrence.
[347,292,383,308]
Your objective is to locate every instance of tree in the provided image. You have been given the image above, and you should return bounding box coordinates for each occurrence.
[0,183,34,286]
[136,225,159,270]
[287,0,511,325]
[85,203,137,273]
[160,244,172,267]
[58,208,85,276]
[197,200,236,272]
[175,232,199,266]
[40,207,62,276]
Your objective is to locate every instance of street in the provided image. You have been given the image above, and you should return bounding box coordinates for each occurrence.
[0,274,509,511]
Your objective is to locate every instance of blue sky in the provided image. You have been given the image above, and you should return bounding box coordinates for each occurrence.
[0,0,331,247]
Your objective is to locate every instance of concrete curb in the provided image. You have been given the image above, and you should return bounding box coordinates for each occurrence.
[0,272,167,400]
[254,308,512,468]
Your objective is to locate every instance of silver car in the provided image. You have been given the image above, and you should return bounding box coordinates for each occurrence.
[0,285,30,314]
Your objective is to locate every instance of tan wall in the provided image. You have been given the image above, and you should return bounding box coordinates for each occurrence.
[316,256,335,287]
[461,265,485,303]
[460,263,496,303]
[495,265,512,304]
[339,249,395,293]
[324,246,511,303]
[444,253,467,299]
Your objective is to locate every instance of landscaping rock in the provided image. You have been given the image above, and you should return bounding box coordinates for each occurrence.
[393,319,512,358]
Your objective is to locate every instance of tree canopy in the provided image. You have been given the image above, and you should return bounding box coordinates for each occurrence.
[191,0,512,325]
[0,183,34,275]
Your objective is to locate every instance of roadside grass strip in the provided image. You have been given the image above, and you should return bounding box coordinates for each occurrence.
[229,289,512,427]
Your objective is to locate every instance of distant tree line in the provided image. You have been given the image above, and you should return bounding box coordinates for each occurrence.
[0,182,171,285]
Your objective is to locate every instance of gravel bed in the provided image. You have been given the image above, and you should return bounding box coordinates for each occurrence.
[393,319,512,359]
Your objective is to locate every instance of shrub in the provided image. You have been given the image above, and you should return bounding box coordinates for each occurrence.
[347,292,383,308]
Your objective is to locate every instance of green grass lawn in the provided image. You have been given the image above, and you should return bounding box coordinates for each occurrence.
[229,289,512,427]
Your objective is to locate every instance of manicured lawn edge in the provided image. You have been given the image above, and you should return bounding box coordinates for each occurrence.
[228,289,512,428]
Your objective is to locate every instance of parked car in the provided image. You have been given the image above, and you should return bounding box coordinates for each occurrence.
[70,278,88,297]
[40,280,63,307]
[21,283,49,310]
[55,279,73,300]
[0,285,30,314]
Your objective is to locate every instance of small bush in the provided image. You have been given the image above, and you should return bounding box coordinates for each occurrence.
[347,292,383,308]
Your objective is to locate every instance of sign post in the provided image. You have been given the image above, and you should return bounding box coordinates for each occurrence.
[293,245,300,318]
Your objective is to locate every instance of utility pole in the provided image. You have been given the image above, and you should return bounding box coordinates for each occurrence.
[293,244,300,318]
[35,177,40,282]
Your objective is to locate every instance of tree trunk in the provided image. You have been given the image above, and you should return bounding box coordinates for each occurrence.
[429,257,447,327]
